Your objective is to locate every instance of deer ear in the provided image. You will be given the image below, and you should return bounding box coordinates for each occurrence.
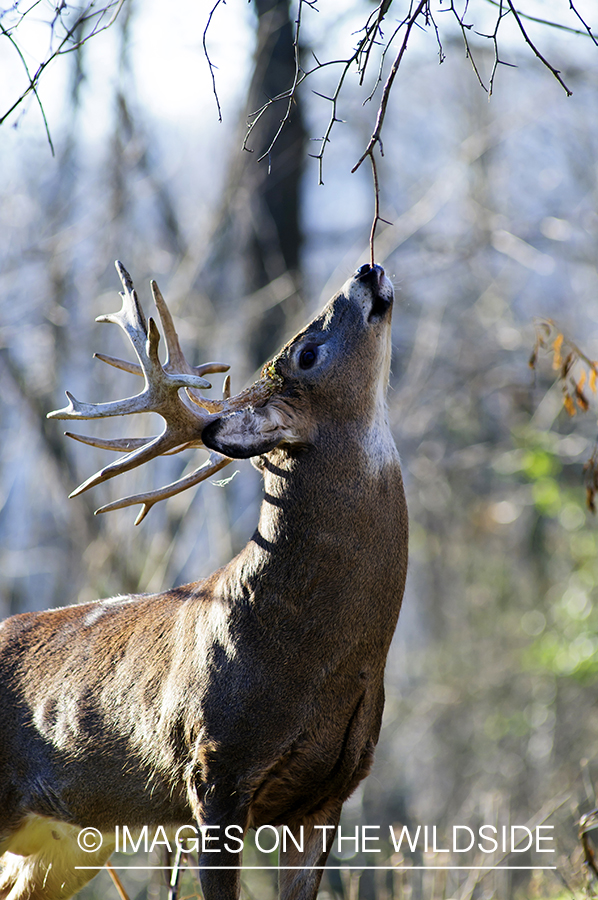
[202,409,283,459]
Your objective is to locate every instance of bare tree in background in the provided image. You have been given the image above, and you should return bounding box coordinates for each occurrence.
[200,0,307,369]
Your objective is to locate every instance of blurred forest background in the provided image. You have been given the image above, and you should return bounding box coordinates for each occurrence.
[2,1,598,898]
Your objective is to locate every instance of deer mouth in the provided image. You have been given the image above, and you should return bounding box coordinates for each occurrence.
[355,264,393,321]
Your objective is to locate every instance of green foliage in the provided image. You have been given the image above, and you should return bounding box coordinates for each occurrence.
[503,430,598,683]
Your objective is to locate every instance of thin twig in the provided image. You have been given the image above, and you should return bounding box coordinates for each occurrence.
[364,9,416,105]
[368,151,391,266]
[308,56,353,185]
[242,0,314,160]
[505,0,573,95]
[569,0,598,47]
[0,21,54,153]
[203,0,225,122]
[487,0,512,96]
[444,1,487,91]
[358,2,391,87]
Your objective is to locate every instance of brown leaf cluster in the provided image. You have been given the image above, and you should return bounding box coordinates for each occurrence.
[531,318,598,510]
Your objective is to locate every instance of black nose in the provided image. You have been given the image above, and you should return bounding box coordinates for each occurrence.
[355,263,384,283]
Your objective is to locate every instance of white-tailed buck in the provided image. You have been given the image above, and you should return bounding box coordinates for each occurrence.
[0,262,408,900]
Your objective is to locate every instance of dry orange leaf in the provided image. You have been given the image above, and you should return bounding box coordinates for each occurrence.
[552,333,564,370]
[563,394,576,416]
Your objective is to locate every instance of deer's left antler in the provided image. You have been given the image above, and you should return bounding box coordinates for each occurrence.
[48,261,278,523]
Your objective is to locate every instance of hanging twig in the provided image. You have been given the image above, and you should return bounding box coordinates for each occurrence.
[505,0,572,95]
[367,151,392,265]
[443,1,489,92]
[202,0,225,122]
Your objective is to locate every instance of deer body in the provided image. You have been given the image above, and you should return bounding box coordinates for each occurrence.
[0,265,407,900]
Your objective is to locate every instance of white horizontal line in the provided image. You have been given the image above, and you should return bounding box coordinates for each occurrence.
[76,865,558,871]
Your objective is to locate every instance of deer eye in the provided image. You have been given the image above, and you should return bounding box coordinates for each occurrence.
[298,345,318,370]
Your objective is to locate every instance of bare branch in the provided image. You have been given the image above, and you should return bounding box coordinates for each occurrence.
[308,8,390,184]
[256,0,308,167]
[358,3,392,87]
[443,1,488,92]
[242,0,313,168]
[505,0,573,95]
[0,21,55,153]
[352,0,429,175]
[483,0,597,41]
[0,0,127,140]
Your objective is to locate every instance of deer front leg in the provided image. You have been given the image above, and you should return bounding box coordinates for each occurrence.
[187,779,247,900]
[278,803,342,900]
[197,816,246,900]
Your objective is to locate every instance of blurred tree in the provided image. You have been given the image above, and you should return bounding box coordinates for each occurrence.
[200,0,307,369]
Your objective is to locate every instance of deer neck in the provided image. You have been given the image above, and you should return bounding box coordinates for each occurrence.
[216,422,405,618]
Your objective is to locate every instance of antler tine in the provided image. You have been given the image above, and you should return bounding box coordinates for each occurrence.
[65,433,152,452]
[150,279,193,374]
[68,432,186,498]
[95,452,231,526]
[93,353,142,377]
[66,433,200,455]
[48,270,213,424]
[93,353,230,379]
[95,261,149,366]
[150,279,230,412]
[89,277,230,404]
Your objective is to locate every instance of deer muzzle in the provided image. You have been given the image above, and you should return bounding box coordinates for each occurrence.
[355,263,393,321]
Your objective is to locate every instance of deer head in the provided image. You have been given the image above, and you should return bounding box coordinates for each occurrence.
[48,261,396,518]
[202,263,394,461]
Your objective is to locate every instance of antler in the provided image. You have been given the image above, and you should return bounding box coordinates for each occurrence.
[48,261,278,524]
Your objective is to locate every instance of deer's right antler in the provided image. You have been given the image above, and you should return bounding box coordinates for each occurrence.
[48,262,279,524]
